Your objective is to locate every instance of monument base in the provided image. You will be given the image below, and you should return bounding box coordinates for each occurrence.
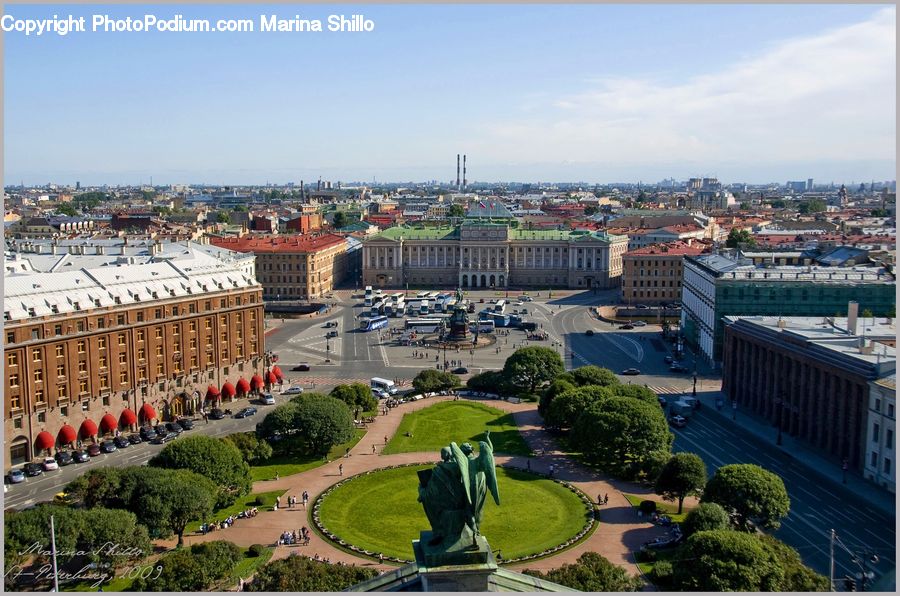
[413,532,498,592]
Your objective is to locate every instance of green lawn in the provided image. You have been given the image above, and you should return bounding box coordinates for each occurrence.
[318,466,589,560]
[636,546,678,576]
[383,401,531,456]
[227,547,273,585]
[186,490,286,534]
[250,429,366,482]
[623,493,690,523]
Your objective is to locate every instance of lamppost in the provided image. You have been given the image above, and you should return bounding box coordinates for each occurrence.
[775,395,784,446]
[325,334,331,363]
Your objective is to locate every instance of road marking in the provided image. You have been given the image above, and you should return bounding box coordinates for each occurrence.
[794,485,822,503]
[864,527,896,549]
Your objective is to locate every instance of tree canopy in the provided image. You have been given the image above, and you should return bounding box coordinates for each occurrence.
[571,365,620,388]
[332,211,349,229]
[330,383,378,413]
[223,432,273,464]
[702,464,790,530]
[682,502,729,537]
[248,555,377,591]
[258,395,355,455]
[671,530,784,591]
[149,435,251,508]
[502,346,564,394]
[725,228,757,248]
[447,204,466,218]
[798,198,826,214]
[546,385,613,429]
[654,452,707,514]
[524,552,642,591]
[412,369,460,394]
[132,540,243,592]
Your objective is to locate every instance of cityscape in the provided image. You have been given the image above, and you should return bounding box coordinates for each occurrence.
[3,3,896,594]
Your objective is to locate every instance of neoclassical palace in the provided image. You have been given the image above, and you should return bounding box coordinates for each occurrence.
[362,223,628,289]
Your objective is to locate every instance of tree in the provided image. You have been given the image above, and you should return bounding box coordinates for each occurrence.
[447,204,465,218]
[539,377,576,418]
[572,396,673,478]
[257,401,301,441]
[703,464,790,530]
[524,552,641,591]
[132,540,242,592]
[612,383,660,406]
[249,555,378,591]
[412,369,460,394]
[798,199,826,214]
[502,347,564,394]
[671,530,784,591]
[725,228,756,248]
[292,395,355,455]
[214,211,231,224]
[149,435,251,508]
[682,502,729,537]
[861,308,874,319]
[571,365,620,388]
[467,370,509,394]
[223,432,273,464]
[56,203,79,216]
[740,201,751,210]
[546,385,613,429]
[154,469,218,546]
[330,383,378,413]
[332,211,349,229]
[584,205,599,216]
[654,452,707,514]
[757,534,831,591]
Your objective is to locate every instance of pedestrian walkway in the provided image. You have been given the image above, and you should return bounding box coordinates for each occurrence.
[694,388,895,517]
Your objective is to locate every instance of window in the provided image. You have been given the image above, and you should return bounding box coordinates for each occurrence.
[189,303,196,314]
[77,341,86,354]
[13,416,22,428]
[117,314,126,325]
[60,405,68,417]
[58,385,67,399]
[138,367,147,380]
[219,316,227,327]
[102,395,110,406]
[890,404,895,418]
[97,318,105,329]
[156,362,165,376]
[205,318,212,329]
[138,348,146,360]
[137,330,145,342]
[76,321,85,332]
[119,353,127,365]
[79,380,88,394]
[220,298,227,308]
[34,369,43,383]
[190,337,197,349]
[99,355,107,368]
[117,333,126,346]
[884,458,892,474]
[119,371,128,384]
[156,345,163,357]
[32,348,41,362]
[100,375,109,390]
[37,410,46,423]
[57,364,65,378]
[55,324,63,336]
[155,327,163,339]
[9,373,19,387]
[873,423,880,442]
[189,321,196,332]
[56,345,65,358]
[205,300,212,310]
[887,429,893,450]
[136,311,144,322]
[98,337,107,350]
[155,308,162,319]
[190,355,198,367]
[7,331,15,343]
[7,353,17,367]
[172,306,179,316]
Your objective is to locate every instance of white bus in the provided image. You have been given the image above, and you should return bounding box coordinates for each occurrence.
[416,291,430,299]
[359,316,389,332]
[426,291,441,299]
[493,299,507,314]
[371,377,398,395]
[471,320,495,334]
[434,296,451,313]
[386,296,405,317]
[370,300,386,317]
[418,300,430,316]
[405,318,446,333]
[364,286,374,307]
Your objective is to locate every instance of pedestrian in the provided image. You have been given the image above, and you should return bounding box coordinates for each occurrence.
[549,464,555,478]
[598,494,603,506]
[339,463,343,476]
[345,447,350,458]
[372,444,377,454]
[604,494,609,505]
[275,471,280,481]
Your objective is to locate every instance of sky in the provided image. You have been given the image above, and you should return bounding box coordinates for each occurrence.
[4,3,896,186]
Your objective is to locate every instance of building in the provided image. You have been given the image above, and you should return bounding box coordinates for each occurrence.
[681,254,896,363]
[210,234,355,300]
[284,213,324,234]
[721,314,895,472]
[362,223,628,289]
[626,224,708,250]
[865,374,896,492]
[621,241,710,304]
[4,241,267,469]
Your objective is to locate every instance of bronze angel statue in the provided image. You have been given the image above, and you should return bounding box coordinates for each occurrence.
[417,432,500,550]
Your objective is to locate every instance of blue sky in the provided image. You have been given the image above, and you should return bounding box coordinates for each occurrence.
[5,4,896,185]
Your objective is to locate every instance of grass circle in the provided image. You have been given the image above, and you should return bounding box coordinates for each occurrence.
[316,465,593,562]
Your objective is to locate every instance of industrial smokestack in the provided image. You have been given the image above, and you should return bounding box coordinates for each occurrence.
[456,154,460,190]
[847,301,859,336]
[463,154,467,190]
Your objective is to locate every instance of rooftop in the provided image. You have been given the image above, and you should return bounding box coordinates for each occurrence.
[210,234,346,253]
[625,241,711,257]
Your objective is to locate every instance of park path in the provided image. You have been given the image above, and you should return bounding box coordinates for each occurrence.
[168,395,678,577]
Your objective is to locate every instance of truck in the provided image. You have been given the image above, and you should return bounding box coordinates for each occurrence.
[668,399,694,418]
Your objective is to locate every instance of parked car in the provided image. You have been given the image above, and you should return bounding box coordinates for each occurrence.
[635,304,650,310]
[100,440,118,453]
[261,393,277,405]
[670,364,688,373]
[150,433,178,445]
[87,443,102,457]
[55,451,74,466]
[139,426,157,442]
[155,425,169,437]
[521,308,529,315]
[621,368,641,376]
[176,418,194,430]
[234,407,257,419]
[7,469,26,484]
[113,436,130,449]
[520,295,534,302]
[23,462,44,477]
[281,385,304,396]
[72,450,91,463]
[127,434,143,445]
[325,321,338,328]
[657,395,668,409]
[633,321,648,327]
[292,363,311,372]
[209,408,226,420]
[669,415,688,428]
[619,324,634,330]
[372,388,389,400]
[664,356,674,364]
[585,329,595,336]
[164,422,183,436]
[452,367,469,375]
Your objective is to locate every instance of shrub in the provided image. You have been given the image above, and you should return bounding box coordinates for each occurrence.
[254,495,266,506]
[248,544,266,557]
[682,502,729,537]
[635,549,656,563]
[639,500,658,515]
[650,560,673,583]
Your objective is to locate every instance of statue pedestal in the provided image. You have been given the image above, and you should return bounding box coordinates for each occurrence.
[413,532,497,592]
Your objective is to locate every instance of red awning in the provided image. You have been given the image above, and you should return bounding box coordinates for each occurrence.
[206,384,220,399]
[120,408,137,426]
[58,425,77,445]
[79,419,98,438]
[35,431,55,450]
[100,414,118,433]
[250,374,263,390]
[236,378,251,395]
[266,370,278,385]
[221,382,236,398]
[140,403,157,422]
[272,366,284,380]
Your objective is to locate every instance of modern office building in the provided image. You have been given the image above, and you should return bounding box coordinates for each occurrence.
[361,223,628,289]
[681,254,896,362]
[4,240,267,469]
[721,314,895,472]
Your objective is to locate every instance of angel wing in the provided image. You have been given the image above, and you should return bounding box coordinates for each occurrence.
[479,438,500,506]
[450,441,472,506]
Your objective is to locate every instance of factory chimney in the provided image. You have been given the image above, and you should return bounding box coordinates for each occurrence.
[463,154,467,191]
[456,154,460,190]
[847,300,859,336]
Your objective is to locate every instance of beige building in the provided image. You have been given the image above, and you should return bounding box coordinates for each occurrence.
[362,223,628,289]
[622,241,710,304]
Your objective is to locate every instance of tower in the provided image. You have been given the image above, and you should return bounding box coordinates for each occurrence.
[463,155,467,191]
[456,154,461,191]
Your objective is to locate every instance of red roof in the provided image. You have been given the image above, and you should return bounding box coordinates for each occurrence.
[140,403,157,422]
[210,234,345,254]
[236,378,251,395]
[221,381,236,398]
[100,414,118,432]
[120,408,137,426]
[35,431,55,450]
[79,419,98,438]
[251,374,264,390]
[624,241,711,257]
[58,425,77,445]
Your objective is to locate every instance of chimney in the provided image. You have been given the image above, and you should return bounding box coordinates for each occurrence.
[96,245,105,255]
[463,154,467,190]
[847,301,859,336]
[859,339,874,355]
[456,154,461,190]
[776,318,787,329]
[51,242,57,255]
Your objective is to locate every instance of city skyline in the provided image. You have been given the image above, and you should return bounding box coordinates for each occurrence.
[5,4,896,185]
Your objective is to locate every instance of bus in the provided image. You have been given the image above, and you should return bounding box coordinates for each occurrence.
[370,301,386,317]
[434,296,452,313]
[371,377,398,395]
[471,320,495,334]
[360,316,389,332]
[416,291,430,299]
[493,299,507,314]
[484,312,511,327]
[390,293,404,303]
[418,300,430,316]
[364,286,374,307]
[426,291,441,299]
[386,296,405,317]
[444,297,458,312]
[405,318,446,333]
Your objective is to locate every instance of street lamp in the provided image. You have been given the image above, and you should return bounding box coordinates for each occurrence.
[325,334,331,363]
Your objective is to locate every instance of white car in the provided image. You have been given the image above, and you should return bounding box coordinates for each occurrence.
[372,388,389,400]
[281,386,304,396]
[261,393,277,405]
[42,457,59,471]
[632,321,648,327]
[520,296,534,302]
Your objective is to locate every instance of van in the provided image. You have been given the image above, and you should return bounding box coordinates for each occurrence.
[669,400,694,418]
[371,377,397,395]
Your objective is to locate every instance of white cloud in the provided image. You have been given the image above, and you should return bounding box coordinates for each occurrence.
[479,7,896,169]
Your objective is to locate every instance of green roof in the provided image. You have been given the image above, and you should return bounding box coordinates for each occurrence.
[374,226,460,241]
[371,225,627,244]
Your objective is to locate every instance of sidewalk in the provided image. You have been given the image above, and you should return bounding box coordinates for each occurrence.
[693,387,895,517]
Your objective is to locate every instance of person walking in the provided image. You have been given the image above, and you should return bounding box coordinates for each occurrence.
[384,435,388,444]
[338,463,343,476]
[604,494,609,505]
[372,444,377,454]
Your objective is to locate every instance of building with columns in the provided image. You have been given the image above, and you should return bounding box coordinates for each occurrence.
[361,223,628,289]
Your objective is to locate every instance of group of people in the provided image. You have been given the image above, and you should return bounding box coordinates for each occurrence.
[279,492,310,510]
[200,508,258,534]
[278,526,311,546]
[597,493,609,505]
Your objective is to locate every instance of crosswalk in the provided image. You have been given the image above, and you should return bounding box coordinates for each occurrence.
[645,385,688,396]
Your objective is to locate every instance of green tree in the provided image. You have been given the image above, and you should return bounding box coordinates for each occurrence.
[703,464,790,530]
[539,377,577,418]
[223,432,273,464]
[571,365,620,388]
[330,383,378,413]
[132,540,242,592]
[412,369,460,394]
[214,210,231,224]
[583,205,599,216]
[332,211,349,229]
[467,370,509,394]
[671,530,784,591]
[502,346,564,394]
[524,552,641,591]
[56,203,79,216]
[740,201,751,210]
[682,502,729,537]
[257,401,300,441]
[149,435,251,508]
[758,534,831,591]
[293,395,355,455]
[613,383,660,406]
[248,556,378,591]
[80,507,152,565]
[798,198,826,214]
[572,396,673,478]
[546,385,613,429]
[725,228,757,248]
[654,452,707,514]
[141,190,158,200]
[861,308,874,319]
[448,204,466,217]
